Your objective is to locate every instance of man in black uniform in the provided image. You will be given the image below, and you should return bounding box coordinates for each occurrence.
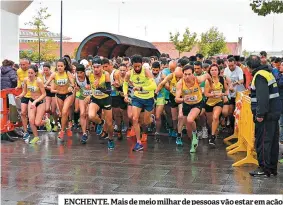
[248,55,281,177]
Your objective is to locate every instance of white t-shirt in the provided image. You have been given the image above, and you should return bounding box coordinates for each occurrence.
[224,66,245,98]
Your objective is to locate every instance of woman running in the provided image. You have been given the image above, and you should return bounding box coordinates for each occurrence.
[42,63,57,132]
[74,64,91,144]
[45,58,75,141]
[16,65,48,144]
[204,64,229,146]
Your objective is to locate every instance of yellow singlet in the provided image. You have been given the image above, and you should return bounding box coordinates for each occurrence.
[26,78,40,97]
[17,68,28,88]
[129,68,154,99]
[182,78,203,105]
[54,72,69,86]
[89,72,108,99]
[169,73,178,96]
[206,80,224,106]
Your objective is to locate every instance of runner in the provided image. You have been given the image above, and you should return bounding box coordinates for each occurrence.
[42,63,56,132]
[44,58,75,142]
[16,59,31,141]
[84,57,115,149]
[204,64,229,146]
[175,64,211,153]
[16,65,49,144]
[123,55,157,151]
[74,64,91,144]
[155,67,183,143]
[152,61,166,140]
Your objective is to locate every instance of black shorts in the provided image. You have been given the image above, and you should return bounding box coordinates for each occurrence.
[91,96,112,110]
[182,101,203,116]
[56,92,73,101]
[169,93,179,108]
[46,89,55,97]
[21,97,30,104]
[30,98,44,107]
[205,102,223,113]
[111,96,127,110]
[229,97,236,106]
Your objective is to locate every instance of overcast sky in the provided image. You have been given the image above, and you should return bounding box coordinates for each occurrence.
[19,0,283,52]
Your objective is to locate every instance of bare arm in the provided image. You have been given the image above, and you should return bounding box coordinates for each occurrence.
[204,79,214,98]
[175,80,183,103]
[17,78,27,98]
[44,73,56,87]
[122,71,131,96]
[155,74,173,94]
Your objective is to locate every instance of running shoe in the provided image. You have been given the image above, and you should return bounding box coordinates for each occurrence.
[117,131,123,141]
[114,124,119,133]
[171,130,177,138]
[81,133,88,144]
[141,133,147,142]
[52,125,58,132]
[209,135,216,146]
[96,120,105,135]
[45,118,52,132]
[202,127,208,139]
[100,131,109,140]
[29,137,40,144]
[108,140,115,150]
[126,128,132,138]
[133,142,143,151]
[58,131,64,141]
[23,132,30,143]
[176,137,183,146]
[190,134,199,153]
[66,128,72,137]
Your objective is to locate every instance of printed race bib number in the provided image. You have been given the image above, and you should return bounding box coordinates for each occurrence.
[94,90,104,96]
[56,79,68,86]
[212,91,222,98]
[185,95,198,102]
[138,90,149,94]
[27,86,36,93]
[83,90,92,96]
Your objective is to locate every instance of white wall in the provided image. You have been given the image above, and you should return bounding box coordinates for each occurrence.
[1,9,19,63]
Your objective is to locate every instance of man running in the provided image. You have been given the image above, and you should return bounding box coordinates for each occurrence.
[123,55,157,151]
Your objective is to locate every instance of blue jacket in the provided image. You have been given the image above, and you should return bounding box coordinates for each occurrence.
[0,66,17,90]
[274,72,283,100]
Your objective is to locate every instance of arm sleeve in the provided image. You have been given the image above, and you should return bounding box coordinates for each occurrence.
[123,81,129,95]
[142,79,157,91]
[255,75,269,118]
[97,82,112,95]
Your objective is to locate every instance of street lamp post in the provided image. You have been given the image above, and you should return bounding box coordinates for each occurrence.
[60,0,63,58]
[118,1,125,34]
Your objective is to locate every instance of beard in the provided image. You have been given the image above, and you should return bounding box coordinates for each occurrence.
[134,68,142,74]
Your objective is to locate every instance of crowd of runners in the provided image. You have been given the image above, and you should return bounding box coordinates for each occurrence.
[7,52,282,153]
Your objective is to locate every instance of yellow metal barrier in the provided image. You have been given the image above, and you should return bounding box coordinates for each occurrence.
[224,91,258,167]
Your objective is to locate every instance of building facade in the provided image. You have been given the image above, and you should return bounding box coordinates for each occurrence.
[19,28,71,43]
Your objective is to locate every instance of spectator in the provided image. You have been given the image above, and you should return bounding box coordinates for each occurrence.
[1,59,17,90]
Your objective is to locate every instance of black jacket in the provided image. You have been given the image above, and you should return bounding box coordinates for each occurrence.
[251,65,282,120]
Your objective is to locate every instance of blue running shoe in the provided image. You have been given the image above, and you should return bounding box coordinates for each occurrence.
[23,132,30,143]
[81,133,88,144]
[96,120,105,135]
[133,142,143,151]
[171,130,177,138]
[108,140,115,150]
[176,137,183,146]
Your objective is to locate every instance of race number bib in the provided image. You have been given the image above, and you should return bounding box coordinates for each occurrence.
[83,89,92,96]
[27,86,36,93]
[56,79,68,86]
[185,95,198,102]
[212,91,222,98]
[138,90,149,94]
[94,90,104,96]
